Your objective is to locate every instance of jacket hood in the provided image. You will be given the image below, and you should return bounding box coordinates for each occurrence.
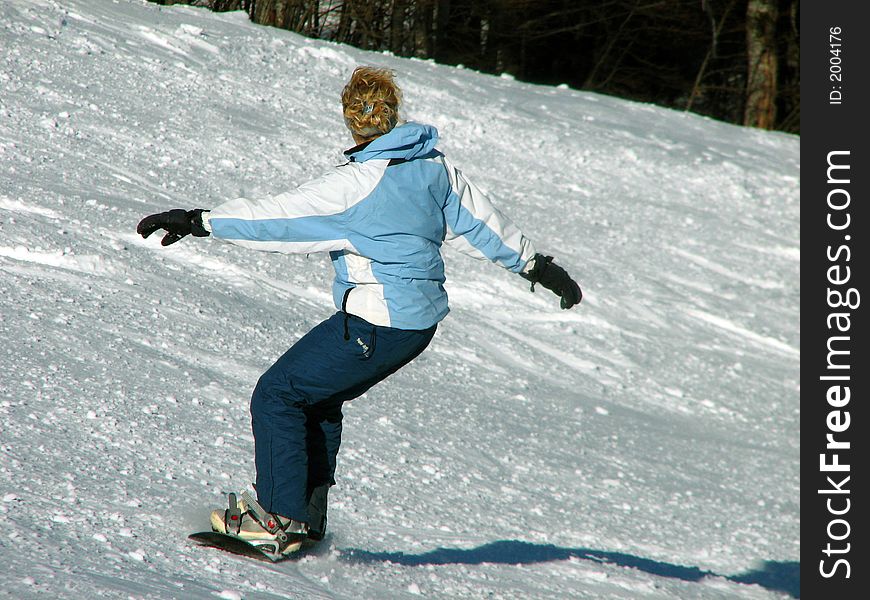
[346,122,439,162]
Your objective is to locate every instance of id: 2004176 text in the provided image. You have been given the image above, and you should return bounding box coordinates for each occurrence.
[829,26,844,105]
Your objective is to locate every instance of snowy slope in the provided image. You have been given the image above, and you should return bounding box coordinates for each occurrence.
[0,1,800,599]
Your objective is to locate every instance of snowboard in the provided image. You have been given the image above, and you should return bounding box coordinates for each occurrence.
[188,531,293,562]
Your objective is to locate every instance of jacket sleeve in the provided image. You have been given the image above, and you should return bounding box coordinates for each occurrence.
[441,156,537,273]
[200,167,368,255]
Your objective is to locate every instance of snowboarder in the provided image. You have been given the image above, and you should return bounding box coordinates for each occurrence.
[137,66,582,557]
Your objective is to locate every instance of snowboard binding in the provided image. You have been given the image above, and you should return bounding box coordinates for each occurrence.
[238,490,308,556]
[194,488,324,561]
[203,490,308,559]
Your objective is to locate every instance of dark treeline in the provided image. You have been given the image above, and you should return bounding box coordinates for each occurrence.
[151,1,799,133]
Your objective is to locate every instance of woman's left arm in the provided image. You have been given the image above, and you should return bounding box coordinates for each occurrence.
[137,166,376,255]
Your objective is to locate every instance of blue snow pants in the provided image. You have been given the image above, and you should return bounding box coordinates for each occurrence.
[250,311,437,523]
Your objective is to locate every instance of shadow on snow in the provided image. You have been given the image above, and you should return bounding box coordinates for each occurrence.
[340,540,799,598]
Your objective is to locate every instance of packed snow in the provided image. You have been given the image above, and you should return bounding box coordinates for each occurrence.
[0,1,799,598]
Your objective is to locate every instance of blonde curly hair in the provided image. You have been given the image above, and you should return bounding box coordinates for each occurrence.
[342,66,402,139]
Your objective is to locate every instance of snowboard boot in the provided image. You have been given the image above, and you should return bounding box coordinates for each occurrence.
[306,484,329,541]
[210,492,308,556]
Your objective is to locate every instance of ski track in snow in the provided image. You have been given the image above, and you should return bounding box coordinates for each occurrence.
[1,1,799,599]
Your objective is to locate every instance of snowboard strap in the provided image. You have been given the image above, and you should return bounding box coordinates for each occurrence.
[224,493,242,535]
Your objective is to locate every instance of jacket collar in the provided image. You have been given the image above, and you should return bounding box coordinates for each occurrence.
[343,123,440,163]
[343,139,374,161]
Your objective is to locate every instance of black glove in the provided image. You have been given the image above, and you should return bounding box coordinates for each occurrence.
[520,254,583,309]
[137,209,210,246]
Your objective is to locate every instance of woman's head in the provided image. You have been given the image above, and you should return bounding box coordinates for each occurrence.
[342,66,402,142]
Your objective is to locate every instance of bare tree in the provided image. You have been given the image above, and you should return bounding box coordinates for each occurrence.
[744,0,778,128]
[211,0,247,10]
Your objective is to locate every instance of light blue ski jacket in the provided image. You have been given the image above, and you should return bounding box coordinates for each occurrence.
[202,122,536,330]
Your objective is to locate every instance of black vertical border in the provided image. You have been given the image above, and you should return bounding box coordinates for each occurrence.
[802,1,869,597]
